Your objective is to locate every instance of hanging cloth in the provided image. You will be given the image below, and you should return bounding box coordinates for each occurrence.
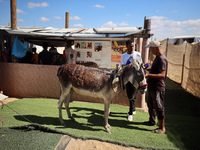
[11,36,28,59]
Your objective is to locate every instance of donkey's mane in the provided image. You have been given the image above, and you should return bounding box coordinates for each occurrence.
[120,64,133,76]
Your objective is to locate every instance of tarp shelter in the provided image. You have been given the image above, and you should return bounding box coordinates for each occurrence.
[0,26,146,47]
[0,26,152,68]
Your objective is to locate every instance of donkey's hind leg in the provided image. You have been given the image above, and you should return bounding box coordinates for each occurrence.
[64,88,75,122]
[58,85,71,127]
[104,99,111,133]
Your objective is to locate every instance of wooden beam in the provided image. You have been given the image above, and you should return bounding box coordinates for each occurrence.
[93,28,99,32]
[10,0,17,29]
[69,27,88,33]
[65,12,69,28]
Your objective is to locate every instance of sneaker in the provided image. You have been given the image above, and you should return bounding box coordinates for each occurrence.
[127,115,133,121]
[132,111,136,115]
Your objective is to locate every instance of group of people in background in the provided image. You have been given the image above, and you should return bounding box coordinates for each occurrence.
[0,39,78,65]
[18,42,62,65]
[17,40,77,65]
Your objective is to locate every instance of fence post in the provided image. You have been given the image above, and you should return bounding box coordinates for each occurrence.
[181,54,185,85]
[165,38,169,57]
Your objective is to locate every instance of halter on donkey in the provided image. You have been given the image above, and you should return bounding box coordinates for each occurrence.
[57,56,147,133]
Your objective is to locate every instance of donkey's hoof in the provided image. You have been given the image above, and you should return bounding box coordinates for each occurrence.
[70,117,76,122]
[106,128,111,134]
[105,124,111,133]
[108,124,111,129]
[61,123,66,127]
[105,124,111,129]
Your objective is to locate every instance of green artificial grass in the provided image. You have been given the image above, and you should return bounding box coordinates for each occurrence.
[0,78,200,149]
[0,128,62,150]
[1,99,174,149]
[164,78,200,150]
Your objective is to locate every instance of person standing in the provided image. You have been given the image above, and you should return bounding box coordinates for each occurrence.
[0,48,8,62]
[49,44,59,65]
[143,40,168,134]
[63,40,77,64]
[32,47,38,64]
[39,42,51,65]
[121,40,143,121]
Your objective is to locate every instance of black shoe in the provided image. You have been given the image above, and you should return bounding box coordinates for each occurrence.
[142,121,156,126]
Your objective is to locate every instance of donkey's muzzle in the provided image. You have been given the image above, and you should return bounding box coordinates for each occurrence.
[139,83,148,94]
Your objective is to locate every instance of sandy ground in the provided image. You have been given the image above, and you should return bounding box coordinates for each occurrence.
[55,135,140,150]
[1,98,140,150]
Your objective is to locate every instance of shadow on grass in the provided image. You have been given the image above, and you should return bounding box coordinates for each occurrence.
[14,106,150,134]
[14,115,102,132]
[165,78,200,149]
[68,106,150,132]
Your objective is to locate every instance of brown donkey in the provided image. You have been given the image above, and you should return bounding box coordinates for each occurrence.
[57,57,147,133]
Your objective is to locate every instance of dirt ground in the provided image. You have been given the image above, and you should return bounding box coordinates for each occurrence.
[55,135,141,150]
[1,98,140,150]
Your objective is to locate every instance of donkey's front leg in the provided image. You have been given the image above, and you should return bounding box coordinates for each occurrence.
[104,100,111,133]
[64,89,75,122]
[58,96,66,127]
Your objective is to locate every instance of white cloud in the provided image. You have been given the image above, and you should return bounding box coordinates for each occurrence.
[28,2,49,9]
[70,16,81,21]
[150,16,168,20]
[172,10,178,13]
[119,21,129,26]
[54,16,62,19]
[101,21,117,28]
[150,16,200,40]
[126,13,131,16]
[17,9,26,14]
[18,19,25,22]
[94,4,105,8]
[39,17,50,22]
[188,27,198,30]
[73,24,84,27]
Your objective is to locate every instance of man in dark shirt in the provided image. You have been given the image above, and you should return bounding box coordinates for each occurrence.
[143,40,168,134]
[19,50,32,64]
[39,42,52,65]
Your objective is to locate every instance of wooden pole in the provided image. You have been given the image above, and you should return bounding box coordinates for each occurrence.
[137,37,143,54]
[65,12,69,28]
[142,17,151,64]
[142,38,150,64]
[10,0,17,29]
[136,16,152,112]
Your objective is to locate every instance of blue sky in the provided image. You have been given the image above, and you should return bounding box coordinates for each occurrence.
[0,0,200,40]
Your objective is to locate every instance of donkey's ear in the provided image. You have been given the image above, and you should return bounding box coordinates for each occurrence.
[131,57,139,70]
[112,77,121,93]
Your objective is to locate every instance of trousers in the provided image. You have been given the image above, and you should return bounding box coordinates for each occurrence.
[147,87,165,124]
[126,82,137,115]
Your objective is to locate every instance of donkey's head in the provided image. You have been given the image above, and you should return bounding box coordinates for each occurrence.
[130,57,147,95]
[112,56,147,95]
